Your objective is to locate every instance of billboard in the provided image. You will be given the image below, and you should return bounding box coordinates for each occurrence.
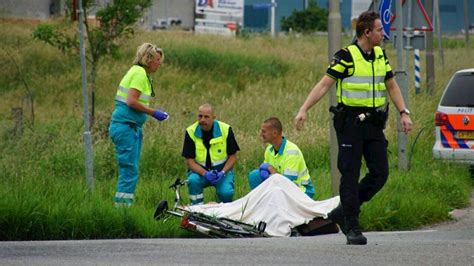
[350,0,370,32]
[195,0,243,36]
[196,0,244,14]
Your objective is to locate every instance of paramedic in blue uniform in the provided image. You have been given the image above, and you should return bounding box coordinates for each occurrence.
[248,117,315,199]
[182,104,240,205]
[294,11,413,245]
[109,43,169,207]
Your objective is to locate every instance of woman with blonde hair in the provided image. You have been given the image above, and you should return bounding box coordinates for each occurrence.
[109,42,169,207]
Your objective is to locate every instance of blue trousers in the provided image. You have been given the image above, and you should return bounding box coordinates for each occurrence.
[187,170,234,205]
[248,169,263,190]
[248,169,315,198]
[109,122,143,206]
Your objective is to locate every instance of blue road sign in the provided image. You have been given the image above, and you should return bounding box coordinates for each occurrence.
[197,0,208,7]
[253,3,272,9]
[379,0,392,40]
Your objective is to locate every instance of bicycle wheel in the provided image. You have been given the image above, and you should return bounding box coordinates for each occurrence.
[154,200,169,220]
[217,217,267,237]
[184,212,267,238]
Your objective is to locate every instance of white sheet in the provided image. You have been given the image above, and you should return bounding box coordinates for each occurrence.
[185,174,340,237]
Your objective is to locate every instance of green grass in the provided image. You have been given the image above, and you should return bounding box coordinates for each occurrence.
[0,20,472,240]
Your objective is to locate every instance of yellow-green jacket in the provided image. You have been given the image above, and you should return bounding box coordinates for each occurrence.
[186,120,230,169]
[337,44,388,107]
[264,137,315,197]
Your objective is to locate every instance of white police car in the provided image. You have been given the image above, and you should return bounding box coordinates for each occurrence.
[432,69,474,175]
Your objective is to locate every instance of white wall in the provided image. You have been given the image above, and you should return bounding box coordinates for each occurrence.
[0,0,195,31]
[0,0,52,19]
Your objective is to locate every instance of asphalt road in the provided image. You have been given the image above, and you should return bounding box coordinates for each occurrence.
[1,193,473,265]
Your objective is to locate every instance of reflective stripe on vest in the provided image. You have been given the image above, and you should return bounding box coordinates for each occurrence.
[115,65,153,106]
[341,89,387,100]
[189,193,204,201]
[187,121,230,168]
[338,45,387,107]
[115,86,153,106]
[343,75,385,84]
[292,167,311,188]
[283,167,309,185]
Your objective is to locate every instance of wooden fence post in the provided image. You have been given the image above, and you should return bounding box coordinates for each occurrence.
[12,107,23,136]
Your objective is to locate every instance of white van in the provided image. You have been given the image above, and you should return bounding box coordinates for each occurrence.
[152,18,182,30]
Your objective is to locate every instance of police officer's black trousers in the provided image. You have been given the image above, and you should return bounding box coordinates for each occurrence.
[335,113,389,219]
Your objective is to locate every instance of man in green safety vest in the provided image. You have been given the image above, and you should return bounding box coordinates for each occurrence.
[248,117,315,199]
[182,104,240,205]
[295,11,413,245]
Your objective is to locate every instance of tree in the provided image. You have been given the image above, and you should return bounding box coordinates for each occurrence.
[281,0,328,33]
[33,0,152,125]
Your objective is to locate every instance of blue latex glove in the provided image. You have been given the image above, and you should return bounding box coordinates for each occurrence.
[260,170,270,181]
[259,163,271,181]
[259,163,270,172]
[204,170,220,185]
[152,109,169,121]
[217,170,225,180]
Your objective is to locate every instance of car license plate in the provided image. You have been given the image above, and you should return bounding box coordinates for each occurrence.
[456,131,474,139]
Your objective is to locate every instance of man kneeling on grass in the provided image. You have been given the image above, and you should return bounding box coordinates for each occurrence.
[181,104,240,205]
[248,117,315,199]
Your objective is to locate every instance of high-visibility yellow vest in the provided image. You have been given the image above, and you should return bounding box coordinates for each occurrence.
[338,45,387,107]
[264,138,312,194]
[187,121,230,168]
[115,65,153,106]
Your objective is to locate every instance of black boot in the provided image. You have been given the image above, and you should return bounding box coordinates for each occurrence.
[345,217,367,245]
[327,204,348,235]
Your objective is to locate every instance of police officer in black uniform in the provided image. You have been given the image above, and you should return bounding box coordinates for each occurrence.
[294,11,413,245]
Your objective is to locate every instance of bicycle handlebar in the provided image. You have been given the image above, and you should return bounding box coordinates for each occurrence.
[169,176,186,189]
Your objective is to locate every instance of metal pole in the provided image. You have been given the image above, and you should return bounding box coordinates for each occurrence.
[328,0,341,196]
[434,0,444,66]
[396,0,409,171]
[464,0,470,47]
[425,0,435,95]
[165,0,169,26]
[78,0,94,193]
[271,0,276,37]
[405,0,413,96]
[149,0,154,29]
[372,0,379,12]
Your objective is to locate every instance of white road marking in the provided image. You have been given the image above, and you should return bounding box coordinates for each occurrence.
[365,230,437,235]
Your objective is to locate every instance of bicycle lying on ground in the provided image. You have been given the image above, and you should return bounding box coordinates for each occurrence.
[153,177,269,238]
